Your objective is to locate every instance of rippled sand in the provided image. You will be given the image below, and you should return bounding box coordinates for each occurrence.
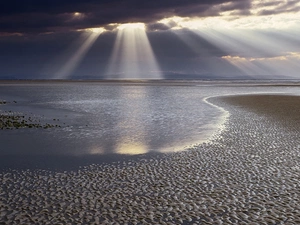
[1,94,300,224]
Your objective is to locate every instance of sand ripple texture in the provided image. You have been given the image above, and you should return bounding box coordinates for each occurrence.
[1,96,300,224]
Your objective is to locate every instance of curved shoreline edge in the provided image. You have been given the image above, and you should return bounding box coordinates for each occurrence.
[1,94,300,224]
[208,93,300,132]
[201,96,230,144]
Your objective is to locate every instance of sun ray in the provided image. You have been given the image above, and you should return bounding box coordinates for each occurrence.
[53,28,104,79]
[106,23,162,79]
[188,26,300,78]
[222,53,300,79]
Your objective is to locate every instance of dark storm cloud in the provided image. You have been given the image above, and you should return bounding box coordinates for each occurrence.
[146,16,183,32]
[219,1,251,16]
[0,0,245,15]
[146,23,171,32]
[257,0,300,16]
[0,0,251,34]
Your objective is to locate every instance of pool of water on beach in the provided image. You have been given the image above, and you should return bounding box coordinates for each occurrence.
[0,81,299,170]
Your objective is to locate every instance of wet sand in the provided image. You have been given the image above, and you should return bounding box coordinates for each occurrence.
[218,94,300,132]
[1,94,300,224]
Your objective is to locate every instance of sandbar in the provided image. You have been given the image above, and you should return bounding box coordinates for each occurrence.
[1,93,300,224]
[217,94,300,132]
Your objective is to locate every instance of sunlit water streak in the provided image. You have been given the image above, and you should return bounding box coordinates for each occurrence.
[1,81,300,169]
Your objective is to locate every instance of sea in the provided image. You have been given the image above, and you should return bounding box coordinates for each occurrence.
[0,80,299,170]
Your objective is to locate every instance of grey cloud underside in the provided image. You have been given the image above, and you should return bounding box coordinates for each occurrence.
[257,0,300,15]
[258,6,300,16]
[0,0,246,14]
[0,0,250,33]
[146,23,171,32]
[1,0,299,34]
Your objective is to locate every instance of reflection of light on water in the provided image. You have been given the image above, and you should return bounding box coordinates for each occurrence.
[89,146,105,155]
[159,145,189,154]
[115,141,148,155]
[49,85,230,156]
[114,86,149,155]
[90,87,229,156]
[203,96,229,133]
[158,135,215,154]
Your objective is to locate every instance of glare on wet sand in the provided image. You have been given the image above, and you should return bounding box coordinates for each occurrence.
[1,95,300,224]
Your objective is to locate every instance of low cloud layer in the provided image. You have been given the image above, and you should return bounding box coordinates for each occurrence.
[0,0,253,33]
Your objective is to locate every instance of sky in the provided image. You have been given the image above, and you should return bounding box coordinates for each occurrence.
[0,0,300,80]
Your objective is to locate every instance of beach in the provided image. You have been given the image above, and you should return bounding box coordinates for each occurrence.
[218,94,300,132]
[1,94,300,224]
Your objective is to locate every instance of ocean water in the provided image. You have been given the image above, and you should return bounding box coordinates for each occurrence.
[0,81,299,170]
